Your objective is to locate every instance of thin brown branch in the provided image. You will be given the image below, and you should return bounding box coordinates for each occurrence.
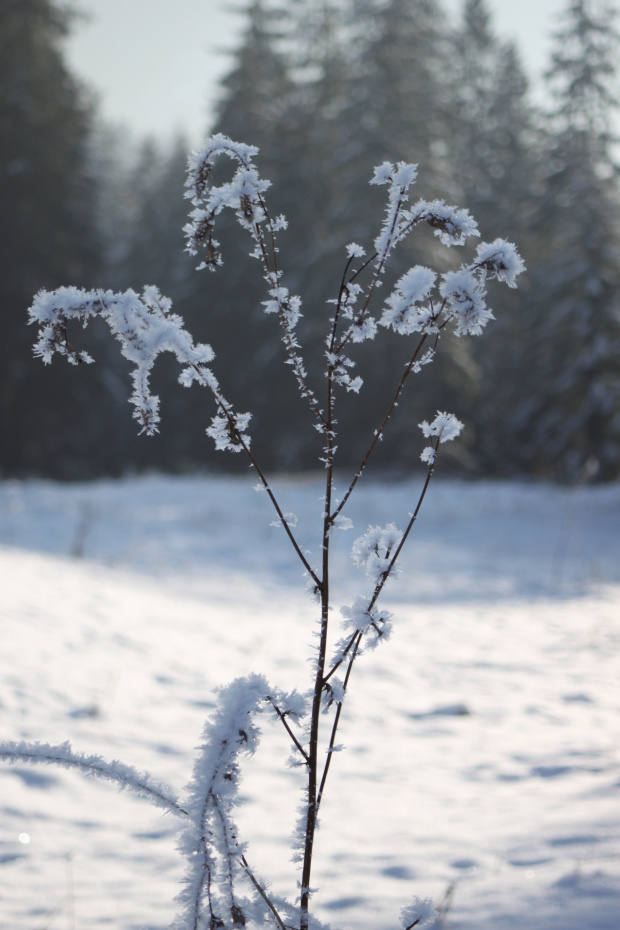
[256,194,327,429]
[368,436,440,612]
[322,627,359,685]
[317,440,441,814]
[240,855,288,930]
[209,392,320,588]
[267,698,310,765]
[330,331,431,524]
[335,193,406,357]
[300,321,338,930]
[327,254,357,355]
[316,631,363,813]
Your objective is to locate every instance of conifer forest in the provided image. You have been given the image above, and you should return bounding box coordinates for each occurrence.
[2,0,620,483]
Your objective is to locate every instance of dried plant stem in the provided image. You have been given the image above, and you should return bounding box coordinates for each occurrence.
[331,322,443,525]
[206,390,319,587]
[336,192,407,355]
[369,436,440,611]
[240,855,288,930]
[268,698,310,765]
[256,195,326,430]
[300,367,336,929]
[317,436,440,814]
[316,630,362,813]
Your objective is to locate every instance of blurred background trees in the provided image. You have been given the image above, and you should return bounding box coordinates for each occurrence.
[0,0,103,477]
[2,0,619,481]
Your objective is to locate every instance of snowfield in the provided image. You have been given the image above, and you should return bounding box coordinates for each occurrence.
[0,473,619,929]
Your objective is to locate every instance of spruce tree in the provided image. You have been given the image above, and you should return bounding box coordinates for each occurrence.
[216,0,294,169]
[0,0,104,477]
[449,0,534,236]
[334,0,478,470]
[448,0,541,473]
[504,0,620,480]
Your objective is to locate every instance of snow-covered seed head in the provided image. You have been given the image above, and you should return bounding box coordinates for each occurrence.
[336,596,393,656]
[474,239,525,288]
[351,524,402,583]
[419,411,463,463]
[380,265,437,335]
[400,896,438,930]
[28,286,215,436]
[207,411,252,453]
[419,411,464,444]
[419,200,479,247]
[184,135,273,269]
[440,268,494,336]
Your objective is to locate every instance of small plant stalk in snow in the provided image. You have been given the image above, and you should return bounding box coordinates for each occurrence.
[4,134,524,930]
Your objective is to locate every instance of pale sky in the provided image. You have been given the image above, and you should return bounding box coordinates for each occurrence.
[63,0,616,145]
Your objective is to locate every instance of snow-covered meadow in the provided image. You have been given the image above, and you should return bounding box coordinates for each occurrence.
[0,473,619,929]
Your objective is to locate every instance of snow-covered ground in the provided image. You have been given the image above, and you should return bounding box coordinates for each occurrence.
[0,473,619,930]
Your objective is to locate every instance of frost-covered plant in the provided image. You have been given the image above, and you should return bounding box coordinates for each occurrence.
[2,134,524,930]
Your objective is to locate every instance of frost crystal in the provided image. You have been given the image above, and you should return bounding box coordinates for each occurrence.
[207,411,252,452]
[184,134,272,267]
[0,740,182,816]
[419,411,464,443]
[420,446,436,465]
[411,200,479,247]
[370,160,419,267]
[474,238,525,287]
[380,265,437,335]
[349,316,378,344]
[346,242,366,258]
[400,896,438,929]
[412,348,435,373]
[263,286,302,330]
[174,676,306,930]
[440,268,493,336]
[335,596,393,656]
[327,352,364,392]
[321,677,345,712]
[351,523,402,583]
[270,512,298,529]
[28,286,214,435]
